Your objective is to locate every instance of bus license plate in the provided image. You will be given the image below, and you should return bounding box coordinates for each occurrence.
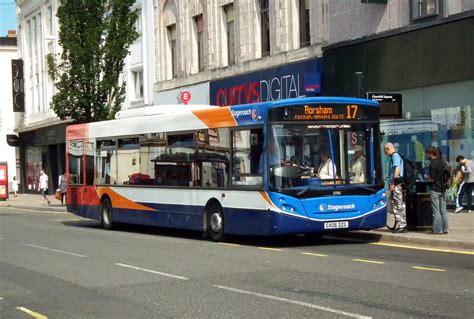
[324,221,349,229]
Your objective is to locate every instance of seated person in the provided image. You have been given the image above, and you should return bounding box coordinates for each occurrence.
[350,145,366,184]
[316,151,336,180]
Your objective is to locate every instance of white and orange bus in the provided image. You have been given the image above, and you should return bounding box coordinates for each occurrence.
[66,97,387,241]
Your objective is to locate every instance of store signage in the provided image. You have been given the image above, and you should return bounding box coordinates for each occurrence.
[210,59,321,106]
[11,59,25,112]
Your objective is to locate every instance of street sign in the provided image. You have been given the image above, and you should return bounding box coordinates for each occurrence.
[367,92,402,119]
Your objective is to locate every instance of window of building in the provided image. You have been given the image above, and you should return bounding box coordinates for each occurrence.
[46,6,53,36]
[224,4,235,65]
[412,0,439,19]
[194,14,205,71]
[132,70,143,100]
[232,128,264,187]
[167,24,177,78]
[299,0,310,47]
[259,0,270,57]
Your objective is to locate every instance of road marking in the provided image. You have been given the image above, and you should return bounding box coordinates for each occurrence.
[353,258,385,265]
[259,247,283,252]
[218,243,241,247]
[412,266,446,272]
[115,263,189,280]
[50,218,81,222]
[214,285,371,318]
[301,252,328,257]
[25,244,86,258]
[370,242,474,255]
[16,306,48,319]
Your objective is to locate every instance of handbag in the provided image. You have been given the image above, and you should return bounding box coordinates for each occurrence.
[55,189,62,200]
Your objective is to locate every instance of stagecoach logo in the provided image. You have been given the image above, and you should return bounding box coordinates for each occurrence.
[319,204,327,212]
[326,204,356,212]
[251,106,259,121]
[231,109,252,118]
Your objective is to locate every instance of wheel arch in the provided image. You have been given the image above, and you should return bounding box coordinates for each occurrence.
[202,198,223,232]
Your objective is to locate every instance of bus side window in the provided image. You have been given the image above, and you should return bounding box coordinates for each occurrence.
[232,128,263,187]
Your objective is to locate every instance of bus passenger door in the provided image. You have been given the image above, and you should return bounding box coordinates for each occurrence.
[67,139,84,215]
[81,140,99,219]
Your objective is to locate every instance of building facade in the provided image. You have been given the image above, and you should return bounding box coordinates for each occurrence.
[0,36,19,192]
[153,0,473,203]
[14,0,154,193]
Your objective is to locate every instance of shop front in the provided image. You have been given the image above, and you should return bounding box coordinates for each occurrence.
[18,123,67,194]
[322,13,474,205]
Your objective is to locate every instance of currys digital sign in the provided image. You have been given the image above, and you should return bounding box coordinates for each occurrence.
[210,59,321,106]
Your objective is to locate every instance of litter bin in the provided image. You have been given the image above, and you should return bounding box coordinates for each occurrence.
[406,182,432,230]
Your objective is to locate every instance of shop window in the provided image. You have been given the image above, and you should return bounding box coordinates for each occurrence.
[232,128,263,187]
[25,146,42,190]
[197,128,230,188]
[68,140,83,185]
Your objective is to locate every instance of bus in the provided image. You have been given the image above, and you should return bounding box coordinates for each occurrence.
[66,97,387,241]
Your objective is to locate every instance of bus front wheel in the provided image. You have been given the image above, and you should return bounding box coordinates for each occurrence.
[100,198,114,230]
[207,203,226,242]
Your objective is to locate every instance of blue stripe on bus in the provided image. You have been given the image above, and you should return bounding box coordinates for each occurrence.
[69,201,386,236]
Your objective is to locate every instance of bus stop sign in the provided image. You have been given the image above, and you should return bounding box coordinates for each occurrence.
[367,92,402,119]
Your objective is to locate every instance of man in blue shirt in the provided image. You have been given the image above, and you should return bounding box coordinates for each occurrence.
[384,143,407,233]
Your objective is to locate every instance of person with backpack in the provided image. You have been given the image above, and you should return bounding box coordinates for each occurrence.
[384,143,407,233]
[425,147,449,234]
[454,155,474,213]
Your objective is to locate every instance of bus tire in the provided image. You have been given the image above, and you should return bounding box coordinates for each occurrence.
[100,198,114,230]
[206,203,226,242]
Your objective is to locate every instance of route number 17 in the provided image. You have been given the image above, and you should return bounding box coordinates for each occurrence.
[346,105,358,119]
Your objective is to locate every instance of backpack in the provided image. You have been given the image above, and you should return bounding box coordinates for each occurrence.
[441,162,451,192]
[392,152,417,190]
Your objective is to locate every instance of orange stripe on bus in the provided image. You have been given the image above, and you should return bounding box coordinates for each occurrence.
[67,123,89,140]
[260,191,277,210]
[96,187,158,212]
[192,107,237,128]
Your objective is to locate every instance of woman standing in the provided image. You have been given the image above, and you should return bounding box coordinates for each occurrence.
[58,172,67,205]
[38,169,51,205]
[11,176,19,197]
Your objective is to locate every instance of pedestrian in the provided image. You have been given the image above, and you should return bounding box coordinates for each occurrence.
[454,155,474,213]
[384,143,407,233]
[11,176,19,197]
[58,171,67,205]
[425,147,449,234]
[38,169,51,205]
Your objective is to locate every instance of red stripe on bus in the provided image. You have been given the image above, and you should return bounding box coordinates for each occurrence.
[260,191,277,210]
[192,107,237,128]
[97,187,158,212]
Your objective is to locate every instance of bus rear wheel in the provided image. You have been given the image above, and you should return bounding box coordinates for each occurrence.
[207,203,226,242]
[100,198,114,230]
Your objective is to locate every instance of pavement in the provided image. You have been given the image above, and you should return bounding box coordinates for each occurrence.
[1,193,473,252]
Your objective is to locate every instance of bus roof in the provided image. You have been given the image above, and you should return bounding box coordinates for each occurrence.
[67,97,379,140]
